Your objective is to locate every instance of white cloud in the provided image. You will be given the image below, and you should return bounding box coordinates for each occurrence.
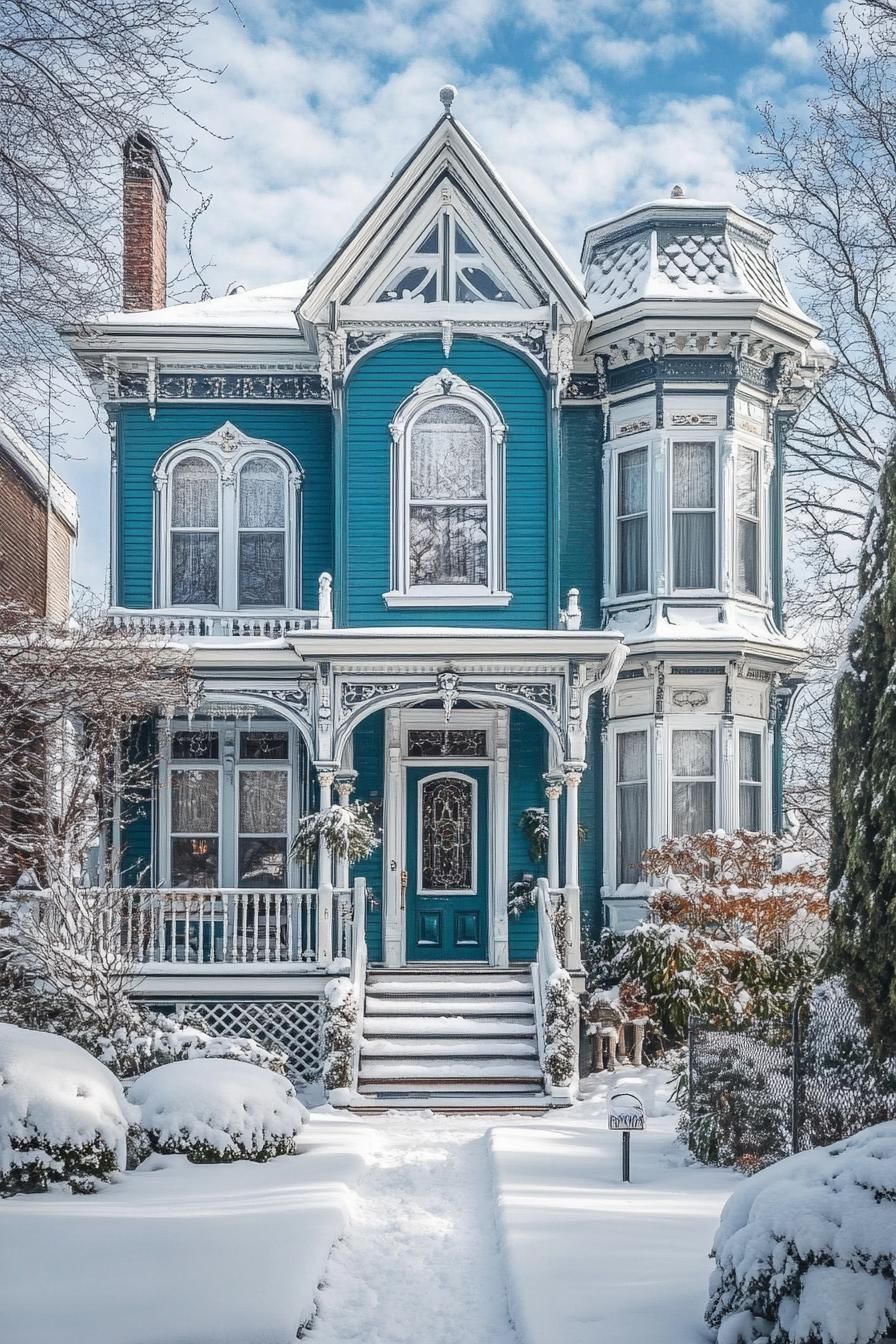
[769,30,819,70]
[701,0,783,37]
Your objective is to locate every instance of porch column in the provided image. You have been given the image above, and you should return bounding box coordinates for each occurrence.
[334,770,357,891]
[315,764,337,966]
[543,772,563,890]
[563,763,585,973]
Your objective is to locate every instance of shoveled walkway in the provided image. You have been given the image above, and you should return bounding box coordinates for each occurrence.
[307,1112,519,1344]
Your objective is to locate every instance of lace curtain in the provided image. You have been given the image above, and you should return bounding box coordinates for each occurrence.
[616,731,648,884]
[171,769,218,834]
[672,442,715,588]
[408,404,489,585]
[239,770,289,834]
[672,728,715,835]
[411,406,486,499]
[617,448,648,594]
[739,731,762,830]
[736,450,760,596]
[172,457,218,528]
[240,458,285,528]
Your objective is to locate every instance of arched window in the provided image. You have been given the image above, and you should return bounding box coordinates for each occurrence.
[170,456,219,606]
[238,457,287,606]
[386,370,508,607]
[154,423,302,611]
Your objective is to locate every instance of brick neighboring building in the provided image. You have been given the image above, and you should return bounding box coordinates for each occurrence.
[0,418,78,621]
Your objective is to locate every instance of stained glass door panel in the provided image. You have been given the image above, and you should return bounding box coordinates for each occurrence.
[405,767,488,961]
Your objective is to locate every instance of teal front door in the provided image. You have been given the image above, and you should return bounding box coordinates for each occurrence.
[406,766,489,961]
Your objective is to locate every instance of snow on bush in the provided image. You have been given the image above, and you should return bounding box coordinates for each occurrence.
[706,1122,896,1344]
[322,976,358,1098]
[128,1059,308,1164]
[544,969,578,1087]
[291,802,380,862]
[104,1013,287,1079]
[0,1024,136,1195]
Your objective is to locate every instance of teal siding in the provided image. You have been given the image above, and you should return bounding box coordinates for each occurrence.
[560,405,602,629]
[508,710,547,962]
[116,405,333,609]
[352,711,385,962]
[120,721,154,885]
[343,338,549,627]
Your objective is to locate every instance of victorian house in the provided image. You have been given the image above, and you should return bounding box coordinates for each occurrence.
[63,98,827,1108]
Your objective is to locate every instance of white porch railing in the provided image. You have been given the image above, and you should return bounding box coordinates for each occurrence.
[108,609,319,638]
[532,878,579,1103]
[123,888,327,966]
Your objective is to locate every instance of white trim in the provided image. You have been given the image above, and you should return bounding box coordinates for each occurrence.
[606,716,653,891]
[735,717,770,833]
[153,424,303,611]
[386,369,508,604]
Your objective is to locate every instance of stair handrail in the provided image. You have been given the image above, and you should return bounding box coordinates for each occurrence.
[349,875,368,1093]
[532,877,579,1101]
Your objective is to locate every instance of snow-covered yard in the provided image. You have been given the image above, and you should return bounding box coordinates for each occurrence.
[0,1107,371,1344]
[1,1068,741,1344]
[490,1069,741,1344]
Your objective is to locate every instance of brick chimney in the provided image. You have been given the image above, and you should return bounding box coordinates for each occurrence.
[122,132,172,311]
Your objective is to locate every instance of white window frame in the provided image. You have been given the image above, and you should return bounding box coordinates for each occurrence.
[669,434,719,594]
[614,442,651,598]
[614,724,651,888]
[153,424,304,612]
[167,730,222,888]
[158,718,306,888]
[669,719,719,837]
[384,369,510,607]
[736,720,769,833]
[168,454,222,608]
[235,737,292,890]
[735,443,762,599]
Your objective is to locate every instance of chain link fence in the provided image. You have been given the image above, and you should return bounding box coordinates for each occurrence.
[687,984,896,1170]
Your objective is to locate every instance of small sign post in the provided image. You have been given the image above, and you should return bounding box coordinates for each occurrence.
[608,1091,645,1183]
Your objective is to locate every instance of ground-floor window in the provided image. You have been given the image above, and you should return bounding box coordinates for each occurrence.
[671,728,716,835]
[162,720,306,888]
[616,729,648,884]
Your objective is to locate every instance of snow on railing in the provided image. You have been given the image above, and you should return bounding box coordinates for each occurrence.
[107,609,319,638]
[323,876,367,1106]
[532,877,579,1102]
[121,888,320,966]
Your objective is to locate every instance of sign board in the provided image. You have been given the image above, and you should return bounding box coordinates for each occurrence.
[608,1091,646,1132]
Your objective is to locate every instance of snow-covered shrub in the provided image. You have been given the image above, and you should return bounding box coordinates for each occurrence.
[103,1012,287,1079]
[544,969,578,1087]
[290,802,380,863]
[128,1059,307,1164]
[706,1122,896,1344]
[322,976,358,1096]
[0,1024,135,1195]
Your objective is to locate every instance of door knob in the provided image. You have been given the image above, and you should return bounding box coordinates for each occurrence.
[400,868,408,911]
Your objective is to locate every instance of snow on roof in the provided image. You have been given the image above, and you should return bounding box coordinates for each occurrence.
[97,279,309,331]
[606,602,804,653]
[0,417,78,534]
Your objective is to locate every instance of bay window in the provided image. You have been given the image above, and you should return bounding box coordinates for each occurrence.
[736,448,760,597]
[616,729,649,884]
[738,730,763,831]
[672,441,716,589]
[617,447,648,595]
[671,727,716,835]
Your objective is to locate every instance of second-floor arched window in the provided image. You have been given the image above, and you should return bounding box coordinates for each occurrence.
[154,423,302,611]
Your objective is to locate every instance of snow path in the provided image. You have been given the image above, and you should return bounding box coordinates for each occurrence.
[307,1112,519,1344]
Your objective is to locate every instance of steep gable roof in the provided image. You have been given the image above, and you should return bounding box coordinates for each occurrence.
[299,107,589,326]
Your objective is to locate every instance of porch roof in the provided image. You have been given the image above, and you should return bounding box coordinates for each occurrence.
[284,626,626,662]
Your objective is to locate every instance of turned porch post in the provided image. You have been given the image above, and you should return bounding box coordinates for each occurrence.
[315,765,336,965]
[543,772,563,891]
[563,763,584,973]
[334,770,357,891]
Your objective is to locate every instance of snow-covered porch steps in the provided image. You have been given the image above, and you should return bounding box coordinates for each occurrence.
[351,967,554,1114]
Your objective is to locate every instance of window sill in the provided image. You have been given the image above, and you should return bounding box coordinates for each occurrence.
[383,590,513,609]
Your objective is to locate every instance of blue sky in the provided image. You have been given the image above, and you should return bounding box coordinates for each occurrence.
[61,0,837,597]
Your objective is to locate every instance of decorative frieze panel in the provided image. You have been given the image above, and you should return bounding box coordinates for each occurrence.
[493,680,559,718]
[339,682,401,720]
[117,372,326,402]
[670,412,718,428]
[407,729,488,758]
[617,416,652,437]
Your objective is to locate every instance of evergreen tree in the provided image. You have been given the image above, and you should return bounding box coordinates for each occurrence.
[829,442,896,1055]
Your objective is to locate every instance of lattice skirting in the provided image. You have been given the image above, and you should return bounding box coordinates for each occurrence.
[144,997,325,1081]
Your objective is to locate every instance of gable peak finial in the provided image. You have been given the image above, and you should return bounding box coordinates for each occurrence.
[439,84,457,115]
[671,184,685,198]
